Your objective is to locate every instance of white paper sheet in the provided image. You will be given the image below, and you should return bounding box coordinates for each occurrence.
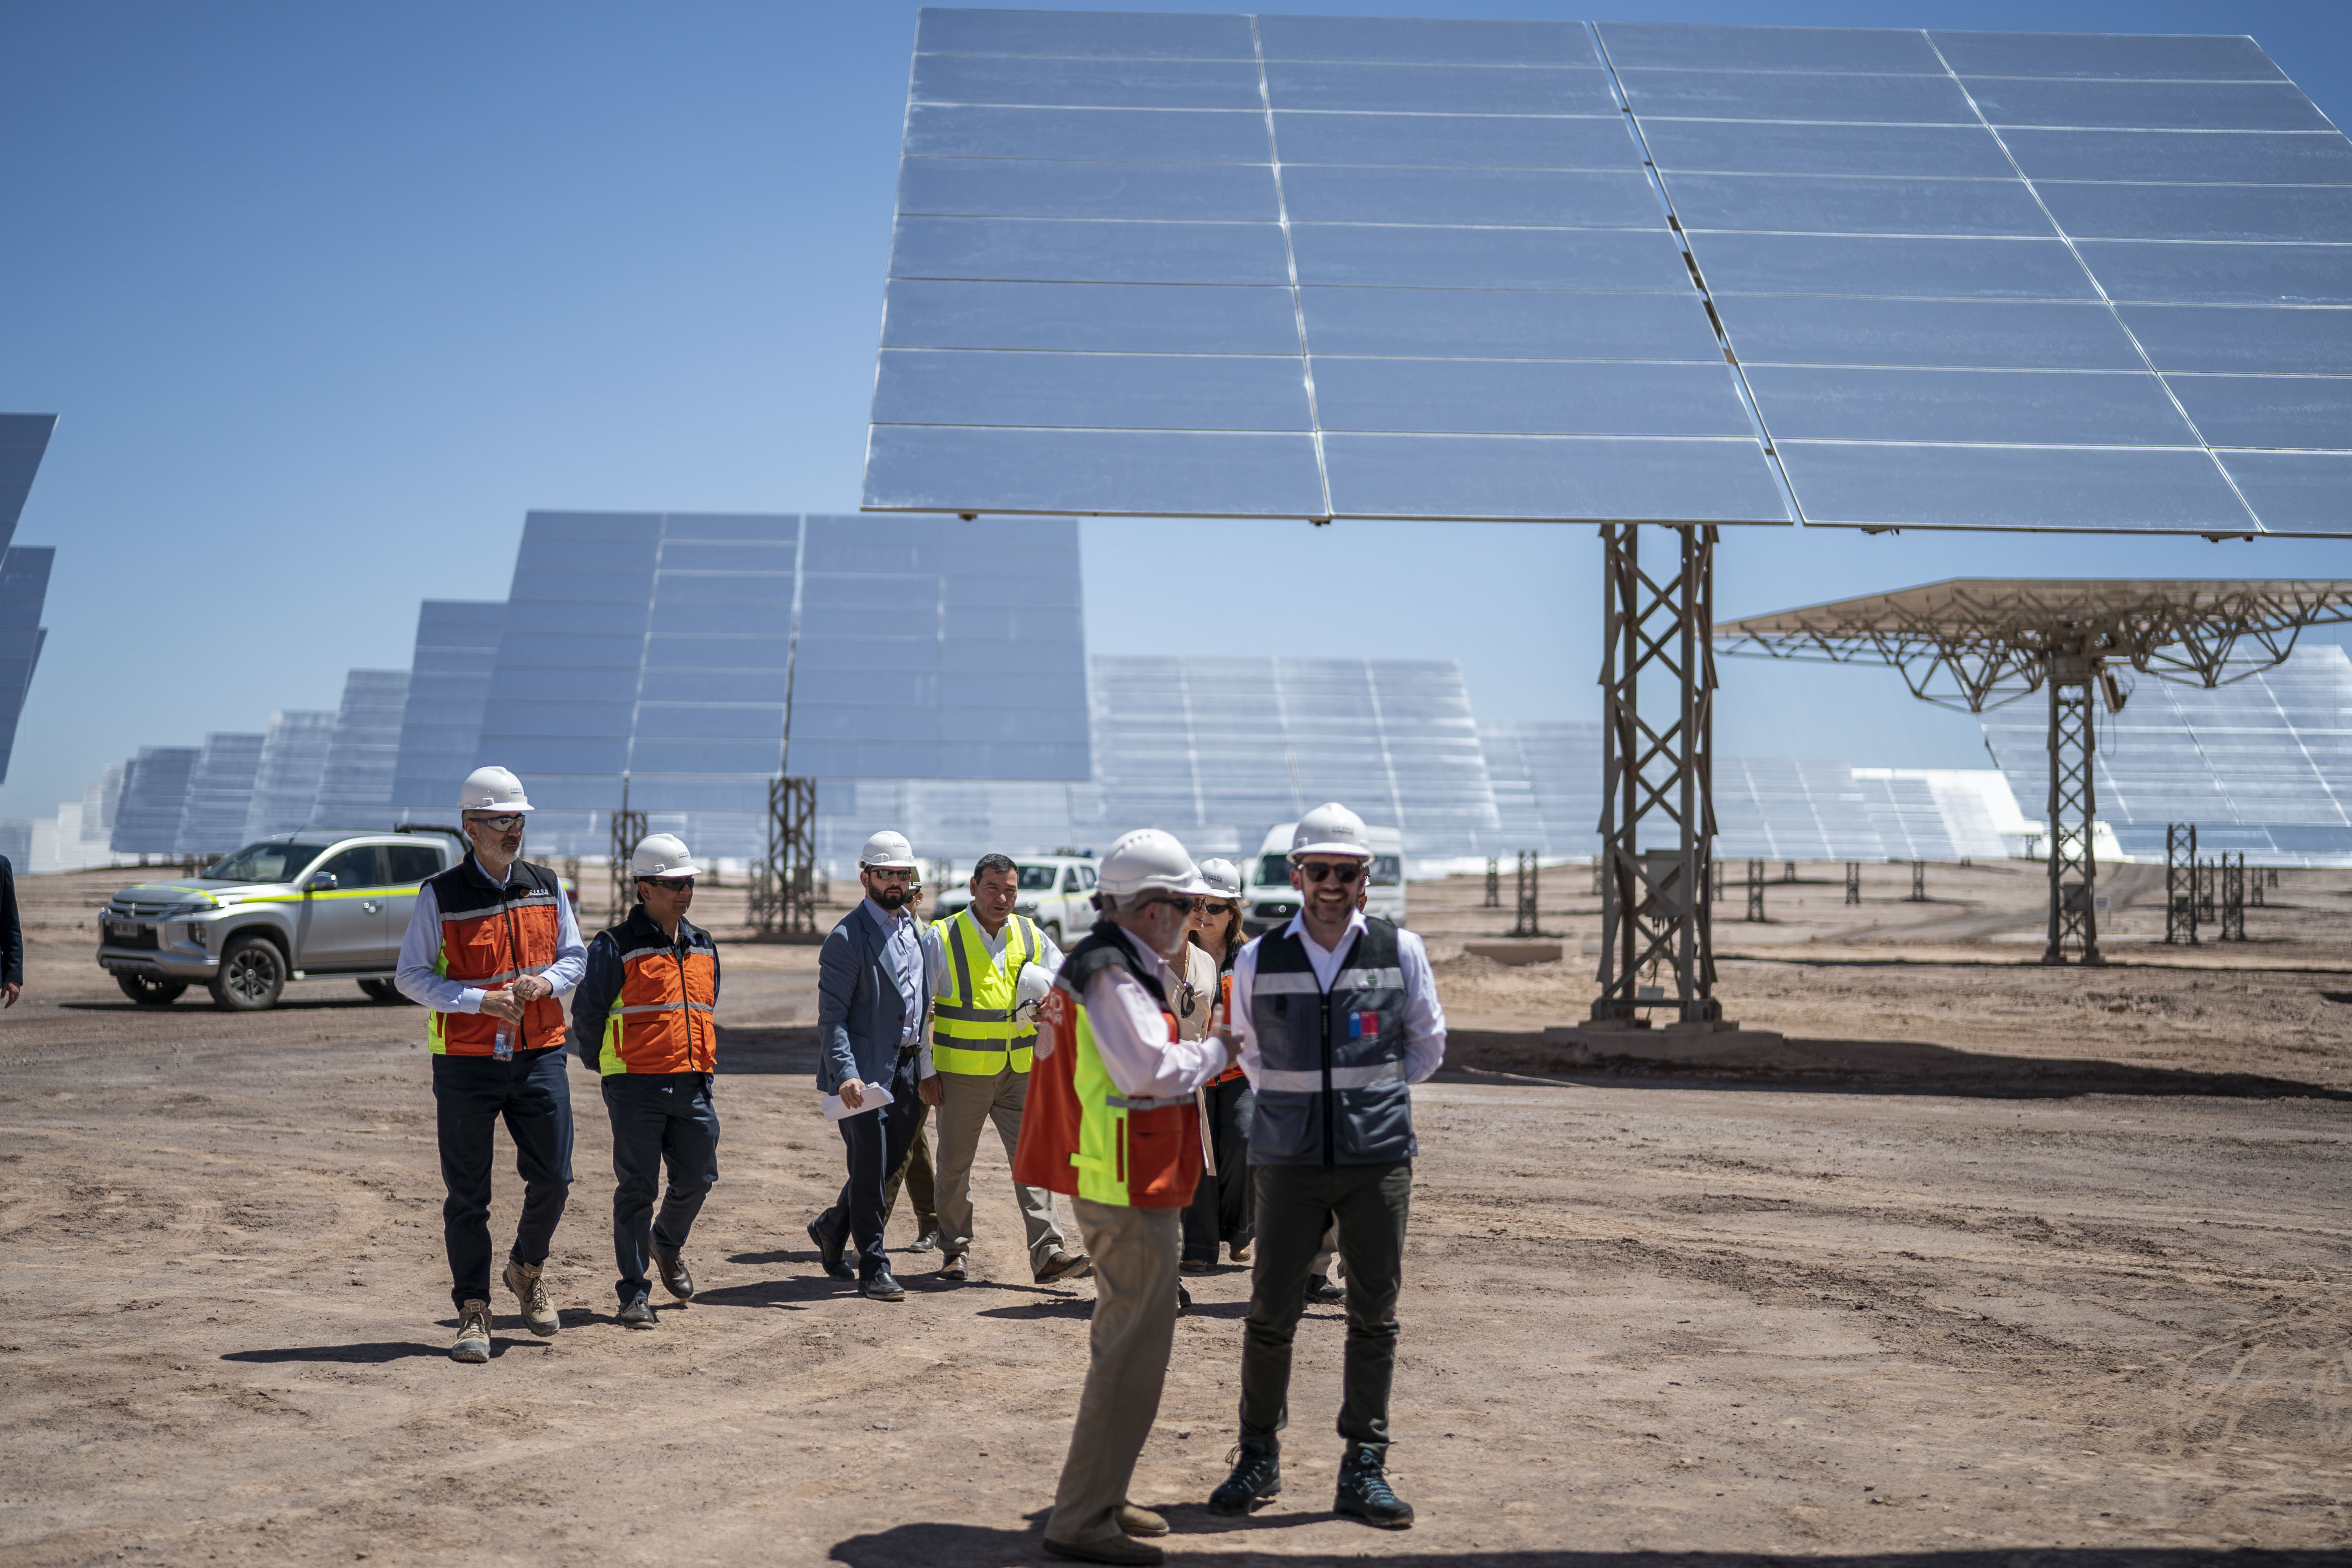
[821,1082,896,1123]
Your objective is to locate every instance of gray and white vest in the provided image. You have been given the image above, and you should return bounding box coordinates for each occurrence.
[1247,918,1415,1166]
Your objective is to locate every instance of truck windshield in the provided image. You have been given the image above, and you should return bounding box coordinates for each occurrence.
[202,843,323,884]
[1016,865,1059,891]
[1257,855,1291,888]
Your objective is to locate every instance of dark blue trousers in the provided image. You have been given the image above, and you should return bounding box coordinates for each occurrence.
[432,1047,574,1311]
[601,1072,720,1304]
[823,1055,922,1281]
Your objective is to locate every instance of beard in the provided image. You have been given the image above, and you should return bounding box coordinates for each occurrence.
[872,884,909,910]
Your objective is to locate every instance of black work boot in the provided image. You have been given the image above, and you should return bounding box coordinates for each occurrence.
[1334,1441,1413,1528]
[1207,1438,1281,1516]
[652,1242,695,1302]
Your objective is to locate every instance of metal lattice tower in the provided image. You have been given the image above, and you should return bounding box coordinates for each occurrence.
[2165,823,2198,944]
[1595,524,1716,1024]
[2043,664,2101,964]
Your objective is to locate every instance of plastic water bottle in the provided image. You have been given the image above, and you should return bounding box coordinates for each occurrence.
[493,1023,513,1061]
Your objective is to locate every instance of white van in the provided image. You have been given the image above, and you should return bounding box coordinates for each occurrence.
[1242,822,1406,937]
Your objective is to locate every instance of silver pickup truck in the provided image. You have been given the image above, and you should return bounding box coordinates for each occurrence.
[96,829,465,1011]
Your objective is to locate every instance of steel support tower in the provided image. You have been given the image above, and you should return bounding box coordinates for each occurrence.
[2165,823,2198,944]
[2042,658,2101,964]
[1593,523,1716,1024]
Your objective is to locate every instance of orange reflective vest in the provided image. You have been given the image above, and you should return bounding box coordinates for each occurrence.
[591,910,719,1075]
[424,858,570,1057]
[1013,922,1201,1209]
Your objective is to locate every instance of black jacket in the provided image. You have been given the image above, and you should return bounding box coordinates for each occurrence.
[0,856,18,986]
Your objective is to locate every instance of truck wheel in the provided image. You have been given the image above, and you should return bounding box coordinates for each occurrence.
[1043,921,1064,946]
[116,973,187,1006]
[358,978,410,1005]
[209,935,286,1011]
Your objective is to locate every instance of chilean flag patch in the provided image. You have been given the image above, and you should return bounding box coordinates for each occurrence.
[1349,1009,1380,1039]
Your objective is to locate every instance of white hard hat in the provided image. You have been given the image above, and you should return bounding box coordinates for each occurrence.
[1012,960,1055,1022]
[1097,828,1212,900]
[1196,857,1244,901]
[859,829,918,869]
[630,833,700,880]
[458,765,534,815]
[1290,802,1370,860]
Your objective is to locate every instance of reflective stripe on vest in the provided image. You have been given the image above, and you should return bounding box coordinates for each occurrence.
[932,908,1037,1075]
[425,861,567,1057]
[1246,919,1414,1167]
[598,929,719,1076]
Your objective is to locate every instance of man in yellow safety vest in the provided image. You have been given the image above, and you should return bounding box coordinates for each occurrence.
[920,853,1091,1285]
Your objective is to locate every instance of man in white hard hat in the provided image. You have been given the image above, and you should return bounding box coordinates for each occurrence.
[1013,828,1238,1566]
[808,829,935,1301]
[569,834,721,1330]
[394,765,589,1364]
[1207,802,1445,1530]
[921,851,1089,1285]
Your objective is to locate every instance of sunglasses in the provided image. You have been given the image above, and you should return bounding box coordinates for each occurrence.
[1195,900,1239,917]
[1298,861,1365,885]
[865,867,915,882]
[466,814,527,833]
[641,876,695,893]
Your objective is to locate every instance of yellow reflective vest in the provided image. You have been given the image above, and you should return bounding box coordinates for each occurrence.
[931,907,1040,1075]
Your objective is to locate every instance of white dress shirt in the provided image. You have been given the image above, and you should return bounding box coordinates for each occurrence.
[1065,925,1232,1102]
[863,897,926,1051]
[1228,909,1446,1091]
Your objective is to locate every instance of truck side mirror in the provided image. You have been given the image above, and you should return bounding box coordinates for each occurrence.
[306,872,337,892]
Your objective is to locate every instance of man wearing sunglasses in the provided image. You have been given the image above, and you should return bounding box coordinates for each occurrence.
[1207,802,1446,1530]
[809,829,935,1301]
[395,766,588,1364]
[1013,828,1237,1566]
[570,834,721,1330]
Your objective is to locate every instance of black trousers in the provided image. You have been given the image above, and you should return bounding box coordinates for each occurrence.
[1238,1160,1411,1450]
[815,1078,937,1245]
[432,1047,574,1311]
[601,1071,720,1304]
[818,1055,923,1281]
[1181,1076,1255,1265]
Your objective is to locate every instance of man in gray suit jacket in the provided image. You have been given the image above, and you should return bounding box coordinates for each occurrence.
[807,829,935,1301]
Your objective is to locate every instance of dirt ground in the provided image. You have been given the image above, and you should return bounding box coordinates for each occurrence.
[5,859,2351,1566]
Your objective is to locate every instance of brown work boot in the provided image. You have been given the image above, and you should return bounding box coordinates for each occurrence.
[503,1258,560,1337]
[451,1299,492,1363]
[1035,1249,1093,1283]
[1115,1502,1170,1537]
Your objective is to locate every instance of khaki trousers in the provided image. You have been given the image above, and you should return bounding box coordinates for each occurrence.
[933,1065,1064,1271]
[1046,1199,1181,1547]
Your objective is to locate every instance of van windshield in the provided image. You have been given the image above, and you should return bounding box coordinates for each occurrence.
[1016,865,1059,891]
[202,842,324,885]
[1257,855,1291,887]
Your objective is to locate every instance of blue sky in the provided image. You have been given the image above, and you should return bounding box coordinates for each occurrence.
[2,1,2346,820]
